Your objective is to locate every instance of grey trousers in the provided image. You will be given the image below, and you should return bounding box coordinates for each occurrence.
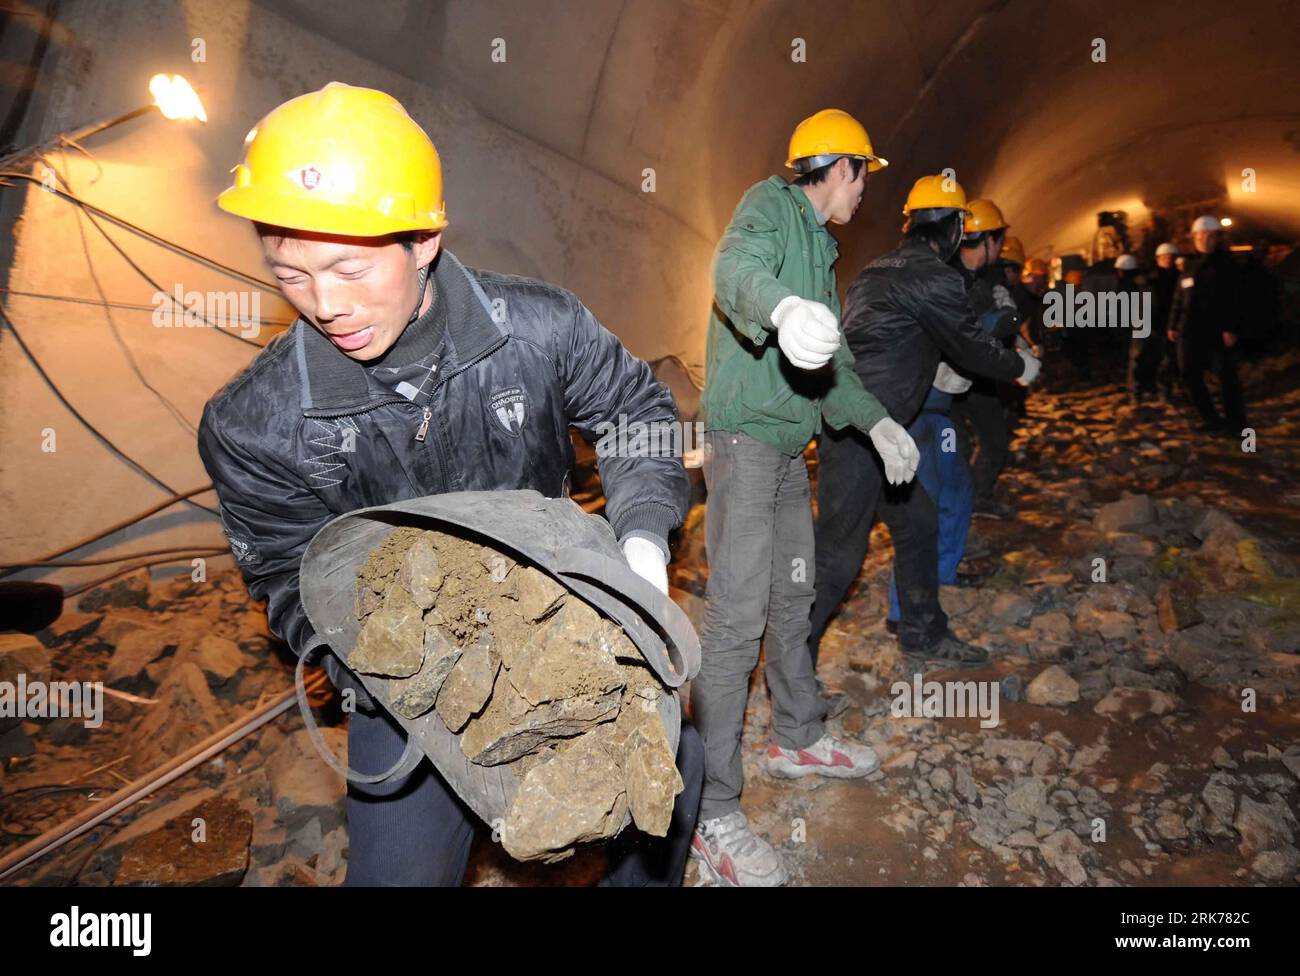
[692,430,826,819]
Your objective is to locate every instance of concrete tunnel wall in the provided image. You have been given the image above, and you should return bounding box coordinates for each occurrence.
[3,0,1299,590]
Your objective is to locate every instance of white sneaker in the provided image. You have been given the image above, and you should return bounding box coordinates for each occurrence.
[764,733,880,779]
[690,811,788,887]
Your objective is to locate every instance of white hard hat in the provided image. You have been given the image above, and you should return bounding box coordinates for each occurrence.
[1192,215,1221,233]
[1156,242,1178,257]
[1115,254,1139,271]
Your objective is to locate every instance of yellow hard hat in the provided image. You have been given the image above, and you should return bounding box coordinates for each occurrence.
[786,109,888,173]
[1023,257,1050,277]
[964,198,1008,234]
[902,173,968,214]
[217,82,448,237]
[999,235,1026,266]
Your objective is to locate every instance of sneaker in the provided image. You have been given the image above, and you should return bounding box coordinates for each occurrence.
[690,811,787,887]
[903,630,991,670]
[764,733,880,779]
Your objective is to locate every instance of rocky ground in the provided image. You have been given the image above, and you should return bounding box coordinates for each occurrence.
[2,350,1298,886]
[672,348,1300,886]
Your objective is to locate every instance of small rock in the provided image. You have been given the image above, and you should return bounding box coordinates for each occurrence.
[1094,494,1155,533]
[1251,845,1300,881]
[1026,665,1079,707]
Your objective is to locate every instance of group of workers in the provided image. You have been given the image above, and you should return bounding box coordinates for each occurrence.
[199,85,1247,889]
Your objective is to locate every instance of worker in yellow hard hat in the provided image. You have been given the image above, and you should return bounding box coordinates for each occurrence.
[202,82,702,887]
[694,107,908,886]
[809,174,1038,672]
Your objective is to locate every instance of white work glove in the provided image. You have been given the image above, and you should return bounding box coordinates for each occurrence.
[1015,347,1041,387]
[992,284,1017,310]
[622,536,669,596]
[932,360,973,395]
[867,417,920,485]
[771,295,840,370]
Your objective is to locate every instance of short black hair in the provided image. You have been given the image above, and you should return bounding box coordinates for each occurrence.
[794,156,866,187]
[253,221,417,252]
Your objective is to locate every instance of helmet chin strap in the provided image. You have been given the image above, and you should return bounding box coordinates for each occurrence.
[407,262,430,324]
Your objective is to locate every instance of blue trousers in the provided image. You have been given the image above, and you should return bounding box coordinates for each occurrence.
[888,411,973,622]
[342,702,704,886]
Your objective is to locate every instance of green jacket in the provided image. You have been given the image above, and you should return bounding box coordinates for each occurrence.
[700,176,888,455]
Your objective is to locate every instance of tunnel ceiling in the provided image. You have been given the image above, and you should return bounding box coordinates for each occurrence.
[256,0,1300,271]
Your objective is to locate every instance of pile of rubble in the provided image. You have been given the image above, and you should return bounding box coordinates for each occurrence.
[350,527,682,861]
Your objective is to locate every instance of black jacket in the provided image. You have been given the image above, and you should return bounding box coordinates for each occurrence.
[1168,248,1241,340]
[841,239,1026,425]
[197,249,688,662]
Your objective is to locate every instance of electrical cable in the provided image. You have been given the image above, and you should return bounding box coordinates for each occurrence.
[0,302,220,518]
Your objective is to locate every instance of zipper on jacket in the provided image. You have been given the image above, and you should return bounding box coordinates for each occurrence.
[415,406,432,442]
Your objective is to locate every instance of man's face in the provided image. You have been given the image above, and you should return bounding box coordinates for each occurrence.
[959,234,998,271]
[826,158,868,224]
[261,230,441,361]
[1193,229,1218,254]
[1156,253,1175,269]
[1004,264,1021,287]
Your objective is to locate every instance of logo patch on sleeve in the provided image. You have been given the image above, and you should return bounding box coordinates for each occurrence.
[489,386,527,435]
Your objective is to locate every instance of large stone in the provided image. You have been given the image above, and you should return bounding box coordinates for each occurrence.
[126,660,225,770]
[1251,845,1300,881]
[623,723,683,837]
[502,726,628,861]
[435,640,498,731]
[1026,665,1080,707]
[104,625,173,685]
[191,634,249,685]
[349,584,426,677]
[510,569,568,622]
[1201,773,1238,826]
[1005,777,1052,819]
[504,604,625,707]
[397,536,444,610]
[1093,494,1155,533]
[459,681,622,765]
[1030,611,1073,643]
[114,796,252,887]
[387,624,462,719]
[1234,794,1295,855]
[1040,829,1089,885]
[1075,605,1137,642]
[265,727,346,831]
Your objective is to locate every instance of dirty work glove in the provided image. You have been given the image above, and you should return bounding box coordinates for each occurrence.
[771,295,840,370]
[933,360,972,395]
[622,536,669,595]
[867,416,919,485]
[1015,347,1042,387]
[992,284,1017,310]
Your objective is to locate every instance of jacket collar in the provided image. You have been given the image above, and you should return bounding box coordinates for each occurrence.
[296,248,507,414]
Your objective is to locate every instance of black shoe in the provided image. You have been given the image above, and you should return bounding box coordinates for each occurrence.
[955,571,983,588]
[903,631,992,670]
[972,499,1011,520]
[885,619,899,636]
